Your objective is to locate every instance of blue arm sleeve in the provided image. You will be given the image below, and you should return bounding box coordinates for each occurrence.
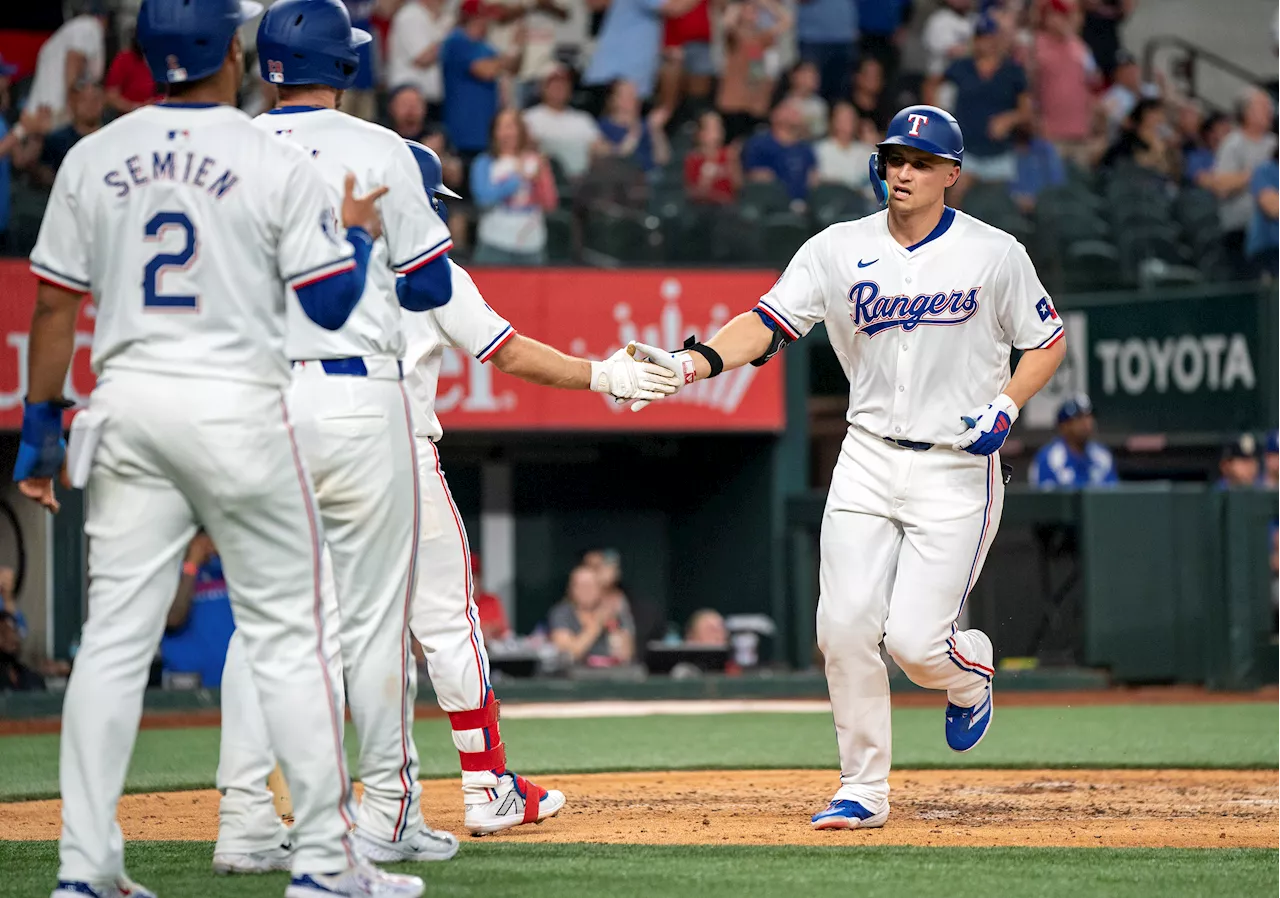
[469,155,524,207]
[397,255,453,311]
[294,226,373,331]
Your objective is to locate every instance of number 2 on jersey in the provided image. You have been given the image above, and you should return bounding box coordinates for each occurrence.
[143,211,199,310]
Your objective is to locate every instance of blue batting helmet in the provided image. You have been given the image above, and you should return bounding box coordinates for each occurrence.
[406,140,461,223]
[137,0,263,86]
[875,104,964,178]
[257,0,372,91]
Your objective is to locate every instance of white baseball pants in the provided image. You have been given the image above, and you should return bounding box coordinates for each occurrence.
[818,425,1001,809]
[59,371,354,882]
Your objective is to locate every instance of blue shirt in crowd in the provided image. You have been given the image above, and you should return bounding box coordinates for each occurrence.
[441,28,499,153]
[1030,438,1119,490]
[945,58,1027,158]
[1011,137,1066,202]
[1182,146,1215,185]
[856,0,909,36]
[742,133,817,200]
[582,0,666,99]
[161,555,236,687]
[1245,159,1279,259]
[344,0,377,91]
[0,118,10,236]
[597,117,656,173]
[796,0,858,43]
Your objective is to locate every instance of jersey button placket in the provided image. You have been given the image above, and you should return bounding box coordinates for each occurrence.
[891,331,912,437]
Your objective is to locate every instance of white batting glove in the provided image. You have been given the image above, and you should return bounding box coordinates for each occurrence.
[590,346,681,403]
[952,393,1019,456]
[626,341,698,412]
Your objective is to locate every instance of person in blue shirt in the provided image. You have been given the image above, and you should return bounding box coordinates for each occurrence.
[856,0,910,84]
[1245,154,1279,279]
[582,0,703,107]
[795,0,858,103]
[1030,395,1119,490]
[596,78,672,175]
[161,533,236,688]
[440,0,522,168]
[0,55,49,250]
[1009,123,1066,213]
[741,100,817,202]
[1217,433,1262,489]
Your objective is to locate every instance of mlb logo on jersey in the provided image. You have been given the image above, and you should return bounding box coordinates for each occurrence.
[267,60,285,84]
[165,54,188,83]
[848,280,981,337]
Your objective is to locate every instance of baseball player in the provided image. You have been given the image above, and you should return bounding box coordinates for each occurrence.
[630,105,1066,829]
[211,0,458,872]
[15,1,426,897]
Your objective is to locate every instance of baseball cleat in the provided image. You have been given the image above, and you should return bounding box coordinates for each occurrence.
[810,799,889,830]
[945,682,994,752]
[284,859,423,898]
[51,876,157,898]
[351,825,459,863]
[212,839,294,874]
[465,773,566,836]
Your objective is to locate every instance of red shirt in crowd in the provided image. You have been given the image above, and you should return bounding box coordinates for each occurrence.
[105,49,160,106]
[664,0,711,47]
[685,147,737,204]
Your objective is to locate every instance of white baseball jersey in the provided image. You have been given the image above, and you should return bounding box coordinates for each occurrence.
[252,108,452,362]
[30,104,359,388]
[402,261,514,441]
[755,208,1064,445]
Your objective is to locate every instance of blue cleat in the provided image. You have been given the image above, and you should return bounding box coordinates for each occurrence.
[810,799,889,830]
[945,682,993,752]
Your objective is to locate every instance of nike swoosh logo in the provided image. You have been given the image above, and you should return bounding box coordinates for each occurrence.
[857,258,878,268]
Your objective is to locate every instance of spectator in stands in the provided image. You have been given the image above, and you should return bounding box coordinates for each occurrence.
[523,65,607,179]
[784,61,829,140]
[162,533,235,688]
[469,553,513,642]
[1031,0,1102,169]
[33,81,104,188]
[715,0,793,145]
[1099,50,1159,142]
[814,102,876,198]
[1099,98,1177,181]
[742,100,818,203]
[850,55,892,134]
[598,79,672,175]
[1209,88,1278,265]
[928,13,1030,205]
[656,0,715,117]
[1264,431,1279,488]
[1009,122,1066,213]
[26,7,107,125]
[386,0,454,121]
[103,35,159,116]
[441,0,526,170]
[1179,106,1228,189]
[0,610,44,692]
[388,84,430,142]
[582,0,704,110]
[855,0,911,85]
[684,609,729,646]
[1218,434,1261,489]
[1080,0,1134,79]
[684,110,741,205]
[0,567,24,640]
[922,0,974,81]
[549,564,635,667]
[0,60,48,251]
[1246,151,1279,279]
[471,108,559,264]
[340,0,379,121]
[1030,395,1118,489]
[795,0,859,104]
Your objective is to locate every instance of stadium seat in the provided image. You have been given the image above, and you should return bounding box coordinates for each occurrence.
[545,209,575,263]
[664,205,716,263]
[808,182,868,228]
[1174,187,1221,230]
[1118,223,1186,276]
[737,180,792,221]
[584,204,664,264]
[1038,183,1105,215]
[959,182,1019,224]
[1037,207,1110,245]
[708,207,763,264]
[760,212,811,268]
[1062,240,1126,292]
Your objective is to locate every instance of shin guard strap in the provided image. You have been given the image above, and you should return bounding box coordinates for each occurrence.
[459,743,506,772]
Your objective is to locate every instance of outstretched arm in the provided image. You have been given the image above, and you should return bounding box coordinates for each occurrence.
[489,333,592,389]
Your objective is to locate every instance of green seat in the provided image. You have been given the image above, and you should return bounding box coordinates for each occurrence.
[809,182,870,228]
[737,180,791,221]
[544,209,575,263]
[760,212,811,268]
[1063,239,1126,292]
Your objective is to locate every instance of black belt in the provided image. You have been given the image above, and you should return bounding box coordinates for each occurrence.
[884,437,934,451]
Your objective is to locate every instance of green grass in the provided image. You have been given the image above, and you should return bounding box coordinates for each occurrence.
[1,704,1275,802]
[0,842,1275,898]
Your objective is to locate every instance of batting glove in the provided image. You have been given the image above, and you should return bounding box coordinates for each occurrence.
[952,393,1018,456]
[590,346,681,403]
[13,399,69,481]
[624,341,698,412]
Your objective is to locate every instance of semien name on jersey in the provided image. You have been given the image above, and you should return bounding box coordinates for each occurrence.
[103,150,240,200]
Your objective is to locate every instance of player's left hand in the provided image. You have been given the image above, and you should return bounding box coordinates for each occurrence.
[625,341,698,412]
[340,172,389,240]
[589,346,681,403]
[951,393,1018,456]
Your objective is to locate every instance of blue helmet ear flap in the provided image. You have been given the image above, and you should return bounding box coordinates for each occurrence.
[869,153,887,207]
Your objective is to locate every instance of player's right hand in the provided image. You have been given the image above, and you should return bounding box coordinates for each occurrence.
[626,341,697,412]
[340,172,390,240]
[589,346,681,404]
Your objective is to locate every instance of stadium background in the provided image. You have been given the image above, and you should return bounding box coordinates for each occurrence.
[0,1,1277,896]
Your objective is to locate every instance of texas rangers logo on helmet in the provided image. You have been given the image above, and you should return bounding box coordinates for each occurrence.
[166,54,188,83]
[906,113,929,136]
[848,280,981,337]
[267,60,285,84]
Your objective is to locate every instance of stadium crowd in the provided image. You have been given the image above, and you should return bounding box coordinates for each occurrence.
[0,0,1276,283]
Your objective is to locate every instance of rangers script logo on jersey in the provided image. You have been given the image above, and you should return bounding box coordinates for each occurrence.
[848,280,981,337]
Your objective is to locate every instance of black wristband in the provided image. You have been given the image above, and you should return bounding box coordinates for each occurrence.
[682,336,724,378]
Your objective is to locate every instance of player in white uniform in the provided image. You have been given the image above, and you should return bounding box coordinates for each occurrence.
[211,0,459,873]
[400,142,679,834]
[13,2,423,897]
[629,106,1067,829]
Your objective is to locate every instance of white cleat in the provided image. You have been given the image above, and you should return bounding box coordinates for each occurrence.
[465,773,566,836]
[352,825,460,863]
[51,875,157,898]
[212,840,294,874]
[285,859,423,898]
